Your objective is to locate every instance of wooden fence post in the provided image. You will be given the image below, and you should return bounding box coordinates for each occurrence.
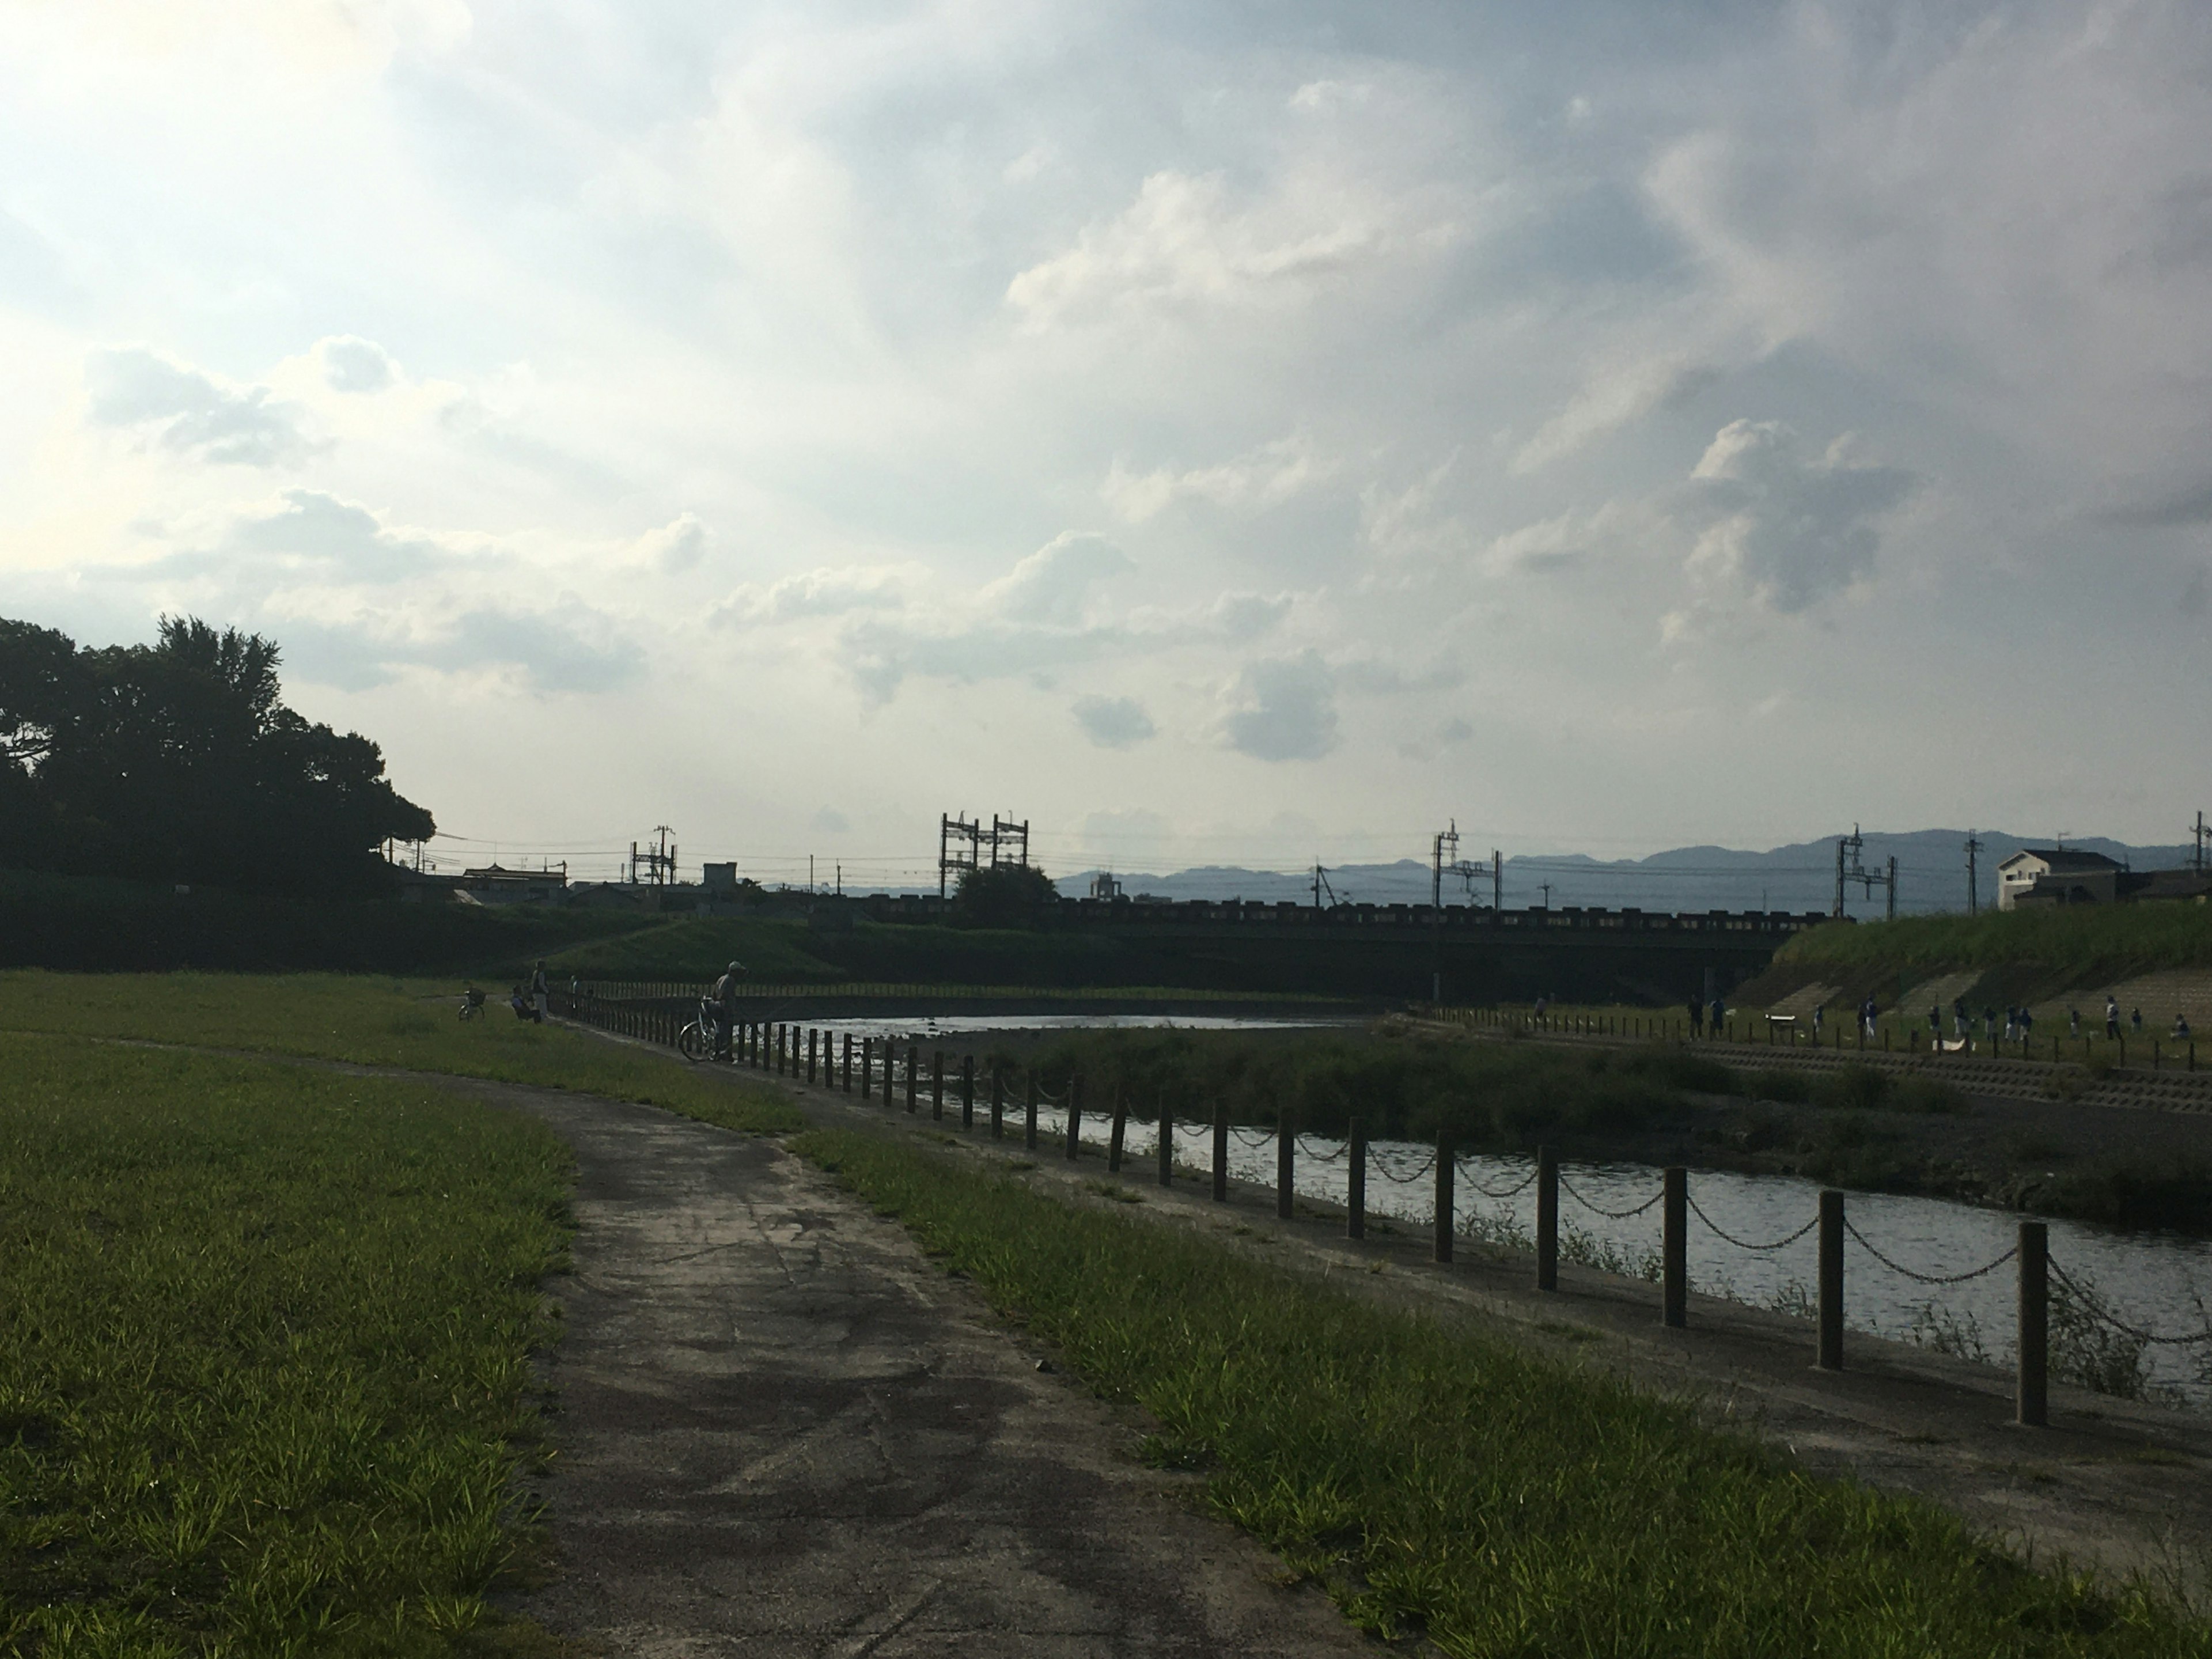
[860,1037,873,1100]
[1662,1166,1687,1328]
[1212,1107,1229,1202]
[808,1028,817,1085]
[2017,1220,2048,1427]
[1108,1092,1127,1173]
[1276,1111,1295,1220]
[1025,1071,1039,1150]
[1158,1100,1175,1186]
[1817,1189,1844,1370]
[1433,1137,1455,1264]
[961,1056,975,1129]
[1536,1145,1558,1291]
[932,1052,944,1120]
[989,1065,1004,1138]
[1064,1077,1082,1160]
[1347,1118,1366,1240]
[906,1046,918,1113]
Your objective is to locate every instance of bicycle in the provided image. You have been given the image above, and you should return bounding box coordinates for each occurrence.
[457,986,486,1022]
[679,997,730,1063]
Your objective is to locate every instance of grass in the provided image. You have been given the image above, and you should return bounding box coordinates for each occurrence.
[1776,904,2212,980]
[0,1035,573,1655]
[793,1125,2209,1657]
[0,970,802,1138]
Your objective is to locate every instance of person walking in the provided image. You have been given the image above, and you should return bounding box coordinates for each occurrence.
[1687,995,1704,1038]
[2131,1006,2144,1034]
[1953,997,1968,1039]
[1709,994,1725,1036]
[1861,997,1877,1040]
[2069,1006,2081,1038]
[2106,996,2122,1040]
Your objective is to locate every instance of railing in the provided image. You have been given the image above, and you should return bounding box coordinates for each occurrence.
[550,988,2211,1426]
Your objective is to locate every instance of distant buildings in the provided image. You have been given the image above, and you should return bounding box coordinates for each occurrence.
[1999,847,2212,909]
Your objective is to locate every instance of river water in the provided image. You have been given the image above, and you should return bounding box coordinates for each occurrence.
[784,1015,2212,1405]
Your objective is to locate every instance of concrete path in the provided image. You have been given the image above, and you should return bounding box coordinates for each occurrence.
[495,1085,1371,1658]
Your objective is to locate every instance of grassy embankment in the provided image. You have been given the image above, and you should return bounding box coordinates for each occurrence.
[1010,1024,2212,1233]
[1741,903,2212,1014]
[0,1035,573,1654]
[0,970,801,1139]
[797,1125,2210,1656]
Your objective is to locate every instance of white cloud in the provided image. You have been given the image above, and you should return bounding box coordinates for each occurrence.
[1217,651,1338,762]
[1071,694,1156,749]
[1103,435,1332,523]
[711,564,912,629]
[1674,419,1916,615]
[1005,171,1385,332]
[1512,355,1716,474]
[978,531,1132,624]
[630,513,710,574]
[84,347,320,467]
[315,335,397,394]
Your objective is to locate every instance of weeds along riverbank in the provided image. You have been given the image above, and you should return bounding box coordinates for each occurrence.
[0,1035,573,1655]
[793,1124,2210,1657]
[1000,1024,2212,1234]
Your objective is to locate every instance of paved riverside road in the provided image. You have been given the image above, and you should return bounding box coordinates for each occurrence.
[497,1085,1370,1658]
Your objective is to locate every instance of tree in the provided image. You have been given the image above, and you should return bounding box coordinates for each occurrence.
[953,862,1058,927]
[0,613,435,893]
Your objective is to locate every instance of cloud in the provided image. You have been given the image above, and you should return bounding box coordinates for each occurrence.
[1005,171,1383,331]
[1673,421,1916,614]
[1071,694,1156,749]
[978,532,1132,624]
[1512,356,1717,474]
[85,347,319,467]
[1334,651,1463,695]
[711,564,911,628]
[315,335,397,394]
[415,603,645,694]
[1217,652,1338,762]
[810,805,851,834]
[630,513,710,574]
[1103,435,1333,522]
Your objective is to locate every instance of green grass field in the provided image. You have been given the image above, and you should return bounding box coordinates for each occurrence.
[0,971,801,1138]
[796,1126,2209,1657]
[1775,904,2212,980]
[0,1036,574,1655]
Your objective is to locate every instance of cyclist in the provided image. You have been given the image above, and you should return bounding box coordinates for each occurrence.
[707,960,747,1060]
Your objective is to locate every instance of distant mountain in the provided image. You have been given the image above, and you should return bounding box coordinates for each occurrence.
[1065,831,2202,919]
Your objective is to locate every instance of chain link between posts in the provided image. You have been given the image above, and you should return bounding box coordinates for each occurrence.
[2049,1260,2212,1346]
[1558,1176,1663,1219]
[1686,1195,1820,1253]
[1369,1151,1442,1185]
[1465,1165,1539,1200]
[1842,1219,2017,1285]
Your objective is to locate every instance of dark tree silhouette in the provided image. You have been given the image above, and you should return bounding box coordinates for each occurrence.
[0,615,434,893]
[953,862,1058,927]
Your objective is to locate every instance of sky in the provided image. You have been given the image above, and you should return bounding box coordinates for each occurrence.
[3,1,2208,888]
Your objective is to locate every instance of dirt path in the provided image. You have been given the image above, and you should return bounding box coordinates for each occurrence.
[485,1082,1370,1658]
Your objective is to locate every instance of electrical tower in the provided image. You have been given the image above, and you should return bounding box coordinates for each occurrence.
[1834,824,1897,921]
[1964,830,1984,915]
[1312,861,1342,909]
[939,811,1032,897]
[1427,821,1502,1002]
[628,825,677,886]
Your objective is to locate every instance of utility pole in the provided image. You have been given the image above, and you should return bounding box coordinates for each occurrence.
[1493,850,1502,916]
[1887,855,1898,922]
[1539,882,1553,909]
[2194,812,2207,875]
[1430,821,1459,1002]
[1964,831,1983,915]
[809,854,816,893]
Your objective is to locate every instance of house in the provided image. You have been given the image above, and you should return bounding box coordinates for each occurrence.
[460,863,569,904]
[1997,847,2123,910]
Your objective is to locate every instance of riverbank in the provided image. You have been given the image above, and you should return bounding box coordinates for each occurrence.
[648,1038,2212,1634]
[966,1020,2212,1236]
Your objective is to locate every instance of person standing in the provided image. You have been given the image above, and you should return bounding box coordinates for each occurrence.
[1953,997,1968,1039]
[1687,995,1704,1038]
[529,959,549,1022]
[2106,996,2121,1040]
[709,959,747,1060]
